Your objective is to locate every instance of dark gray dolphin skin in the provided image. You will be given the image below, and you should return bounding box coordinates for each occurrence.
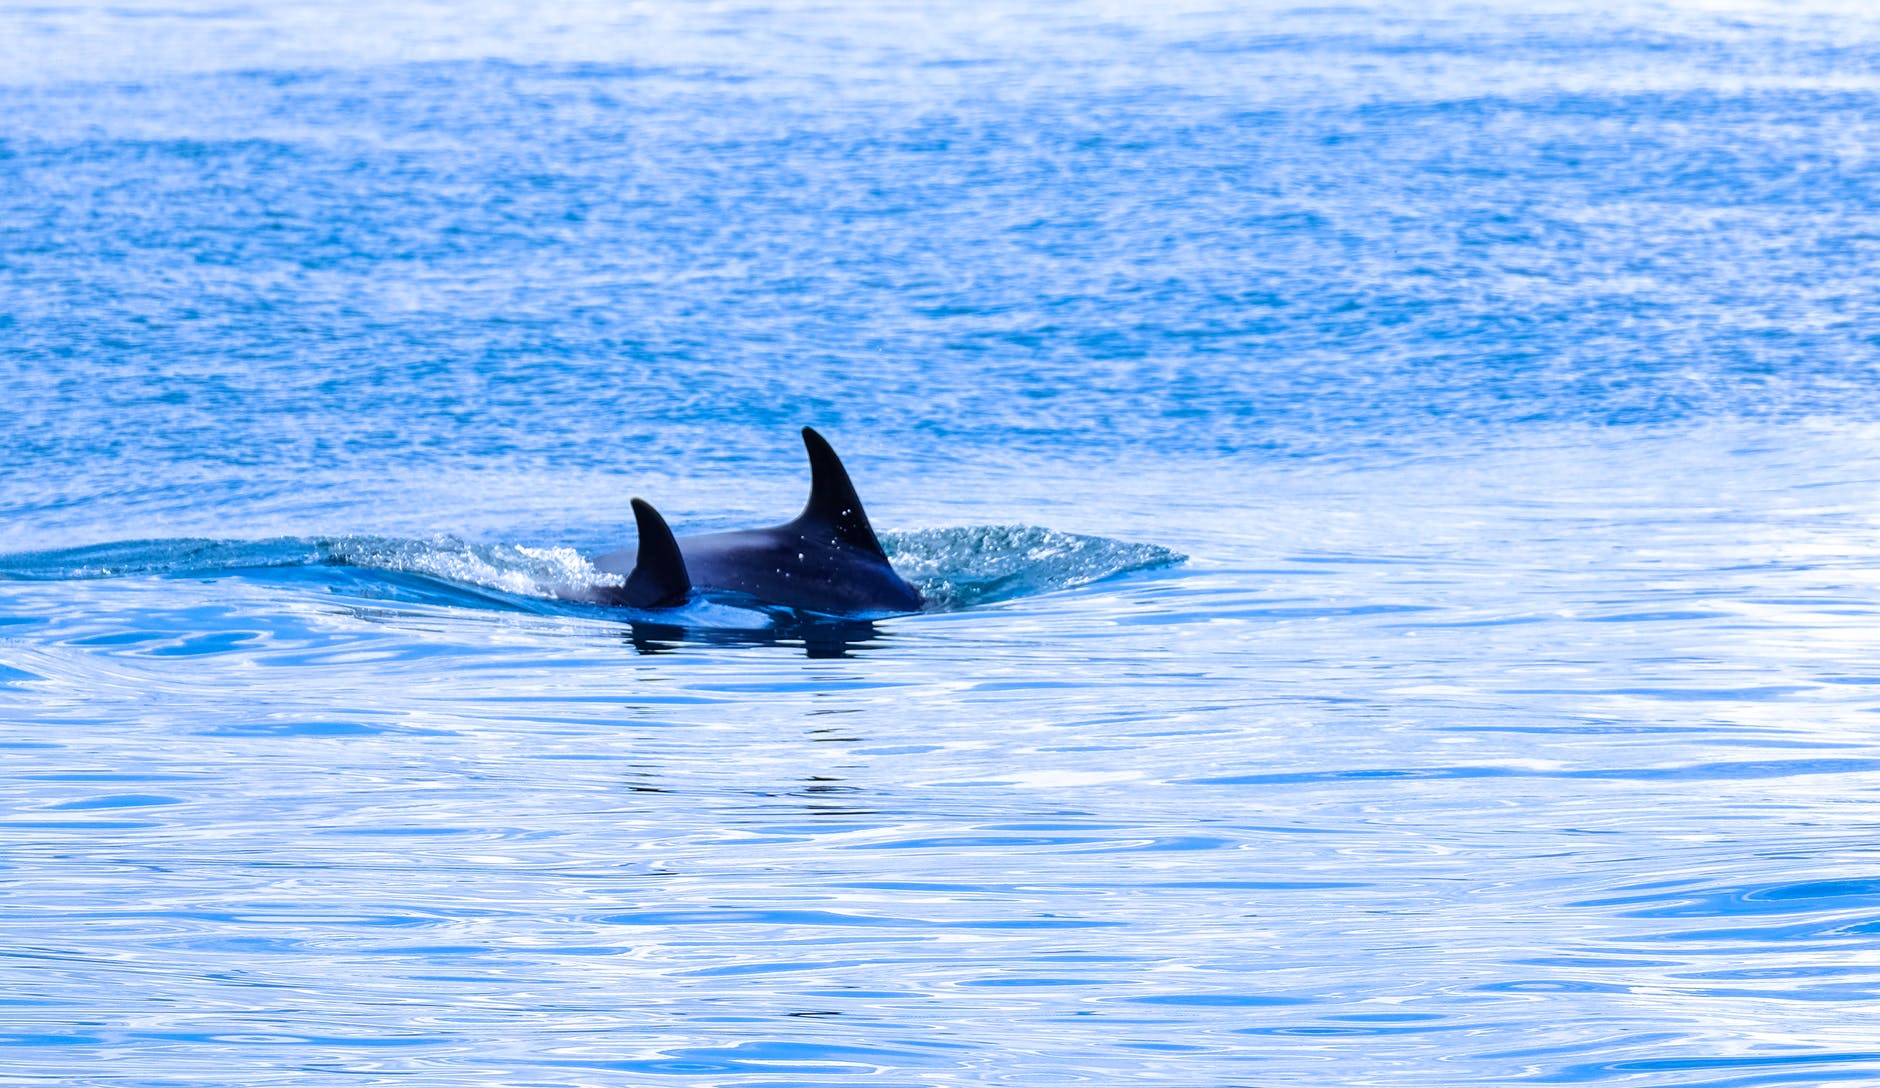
[587,427,924,615]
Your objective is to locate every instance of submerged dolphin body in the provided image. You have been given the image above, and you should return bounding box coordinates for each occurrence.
[587,428,924,615]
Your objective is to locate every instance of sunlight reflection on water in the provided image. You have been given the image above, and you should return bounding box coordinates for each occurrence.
[7,0,1880,1083]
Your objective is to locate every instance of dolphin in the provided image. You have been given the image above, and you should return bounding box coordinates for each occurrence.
[586,427,924,615]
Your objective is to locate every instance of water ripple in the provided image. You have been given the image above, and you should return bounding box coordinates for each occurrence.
[6,0,1880,1084]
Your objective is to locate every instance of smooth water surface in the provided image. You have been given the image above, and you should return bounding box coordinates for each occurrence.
[6,1,1880,1084]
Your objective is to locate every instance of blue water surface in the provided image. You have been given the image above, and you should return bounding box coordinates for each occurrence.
[6,1,1880,1084]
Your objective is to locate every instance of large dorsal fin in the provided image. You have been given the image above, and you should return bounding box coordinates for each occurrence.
[792,426,888,559]
[622,498,692,608]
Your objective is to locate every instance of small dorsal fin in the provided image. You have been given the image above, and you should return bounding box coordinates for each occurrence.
[622,498,692,608]
[793,426,888,559]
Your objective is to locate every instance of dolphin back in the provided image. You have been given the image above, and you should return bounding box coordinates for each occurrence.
[590,427,922,615]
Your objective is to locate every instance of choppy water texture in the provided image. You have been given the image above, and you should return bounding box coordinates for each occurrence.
[6,1,1880,1084]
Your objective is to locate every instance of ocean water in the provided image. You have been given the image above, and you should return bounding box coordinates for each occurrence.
[7,0,1880,1084]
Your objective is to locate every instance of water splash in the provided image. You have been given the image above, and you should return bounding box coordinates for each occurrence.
[883,525,1184,609]
[323,536,618,600]
[0,526,1183,618]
